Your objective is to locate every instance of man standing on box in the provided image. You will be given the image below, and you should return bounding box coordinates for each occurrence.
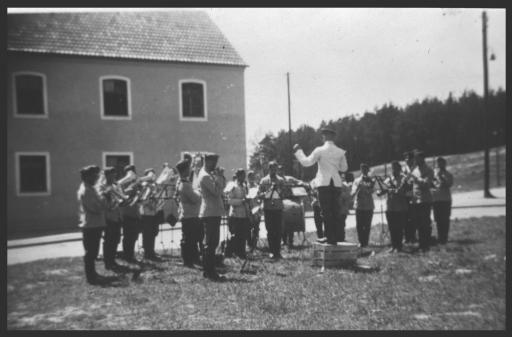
[198,153,227,281]
[293,127,348,245]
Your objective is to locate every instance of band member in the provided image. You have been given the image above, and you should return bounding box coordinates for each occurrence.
[119,164,142,263]
[432,157,454,245]
[351,163,375,248]
[293,127,348,245]
[77,165,108,285]
[139,168,161,261]
[225,168,250,259]
[411,150,435,252]
[100,166,125,270]
[258,161,286,259]
[403,151,417,244]
[198,153,227,281]
[246,170,261,249]
[337,172,353,242]
[190,153,205,261]
[176,159,202,268]
[383,161,409,253]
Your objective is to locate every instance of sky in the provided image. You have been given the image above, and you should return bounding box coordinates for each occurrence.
[8,8,507,162]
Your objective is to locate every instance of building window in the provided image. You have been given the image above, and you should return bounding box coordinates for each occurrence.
[100,76,131,119]
[179,80,207,121]
[15,152,51,196]
[13,72,48,118]
[103,152,133,180]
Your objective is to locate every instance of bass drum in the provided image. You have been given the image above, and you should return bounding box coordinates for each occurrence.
[281,199,305,234]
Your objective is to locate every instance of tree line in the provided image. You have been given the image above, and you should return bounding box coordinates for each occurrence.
[249,88,506,182]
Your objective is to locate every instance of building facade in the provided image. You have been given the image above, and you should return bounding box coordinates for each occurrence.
[7,11,247,237]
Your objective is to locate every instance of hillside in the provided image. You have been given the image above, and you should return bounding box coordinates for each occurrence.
[365,146,506,193]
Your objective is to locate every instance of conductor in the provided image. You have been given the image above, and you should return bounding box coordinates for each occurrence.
[293,127,348,245]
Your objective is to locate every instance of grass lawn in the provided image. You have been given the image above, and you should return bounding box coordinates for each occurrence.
[7,216,506,330]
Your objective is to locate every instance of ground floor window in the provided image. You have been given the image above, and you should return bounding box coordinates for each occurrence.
[16,152,50,196]
[103,152,133,180]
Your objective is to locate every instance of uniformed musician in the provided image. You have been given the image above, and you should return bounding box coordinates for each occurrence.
[258,161,286,260]
[176,159,202,268]
[198,153,227,281]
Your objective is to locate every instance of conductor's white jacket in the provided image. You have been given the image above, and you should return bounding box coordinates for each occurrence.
[294,141,348,188]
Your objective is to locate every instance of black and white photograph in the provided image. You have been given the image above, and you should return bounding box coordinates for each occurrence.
[5,6,507,330]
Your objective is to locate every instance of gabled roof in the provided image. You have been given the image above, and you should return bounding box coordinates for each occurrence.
[7,10,247,67]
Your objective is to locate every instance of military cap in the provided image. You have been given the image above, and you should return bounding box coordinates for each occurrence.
[360,163,369,169]
[235,168,246,176]
[176,159,191,175]
[320,127,336,135]
[204,152,219,161]
[124,164,136,174]
[268,160,278,168]
[144,168,155,176]
[80,165,100,180]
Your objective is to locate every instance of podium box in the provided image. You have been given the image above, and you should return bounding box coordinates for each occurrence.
[312,242,359,268]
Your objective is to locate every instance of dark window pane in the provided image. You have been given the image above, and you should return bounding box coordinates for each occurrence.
[103,79,128,116]
[19,155,47,193]
[106,155,131,180]
[182,83,204,118]
[15,75,44,115]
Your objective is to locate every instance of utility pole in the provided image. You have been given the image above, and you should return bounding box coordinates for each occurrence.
[287,72,293,176]
[482,11,494,198]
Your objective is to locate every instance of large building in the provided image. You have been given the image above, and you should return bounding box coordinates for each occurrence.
[7,10,247,237]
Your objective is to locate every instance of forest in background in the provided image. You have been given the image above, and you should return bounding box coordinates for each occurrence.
[249,88,506,181]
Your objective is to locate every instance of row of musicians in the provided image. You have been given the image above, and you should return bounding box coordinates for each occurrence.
[311,151,453,254]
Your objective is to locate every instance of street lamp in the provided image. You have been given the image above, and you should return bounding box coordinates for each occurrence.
[482,11,494,198]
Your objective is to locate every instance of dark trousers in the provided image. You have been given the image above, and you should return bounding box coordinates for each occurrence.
[433,201,452,244]
[317,184,341,244]
[122,216,141,260]
[202,217,221,275]
[198,223,205,262]
[386,211,407,250]
[313,204,324,238]
[337,214,347,242]
[181,217,202,265]
[264,210,282,256]
[356,210,373,247]
[103,219,121,267]
[404,202,417,243]
[412,203,432,251]
[82,227,104,283]
[230,217,249,258]
[141,215,159,258]
[249,218,260,250]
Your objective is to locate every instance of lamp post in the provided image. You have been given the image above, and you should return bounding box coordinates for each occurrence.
[482,11,494,198]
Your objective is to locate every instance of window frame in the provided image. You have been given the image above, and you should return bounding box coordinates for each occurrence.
[179,79,208,122]
[12,71,49,119]
[102,152,134,172]
[15,151,51,197]
[99,75,132,120]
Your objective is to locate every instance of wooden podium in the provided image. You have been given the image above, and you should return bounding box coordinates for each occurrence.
[312,242,359,268]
